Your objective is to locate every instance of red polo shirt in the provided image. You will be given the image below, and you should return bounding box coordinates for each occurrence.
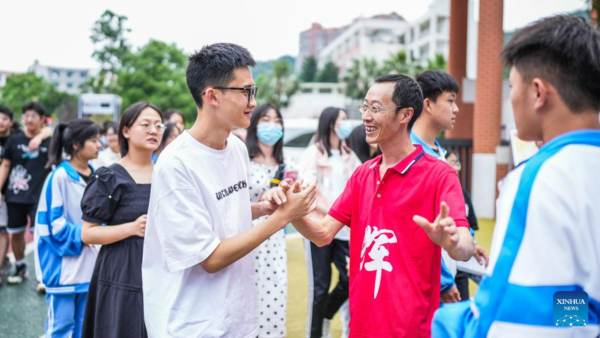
[328,145,469,338]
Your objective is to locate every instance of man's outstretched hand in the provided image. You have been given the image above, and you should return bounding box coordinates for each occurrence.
[413,201,459,252]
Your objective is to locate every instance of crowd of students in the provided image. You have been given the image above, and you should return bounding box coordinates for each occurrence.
[0,14,598,338]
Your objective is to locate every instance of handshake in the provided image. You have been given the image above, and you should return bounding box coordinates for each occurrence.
[260,178,318,224]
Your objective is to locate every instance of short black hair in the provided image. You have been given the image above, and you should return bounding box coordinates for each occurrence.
[118,102,163,157]
[374,74,423,131]
[164,109,186,126]
[501,15,600,113]
[102,121,118,135]
[22,102,46,117]
[0,105,13,120]
[416,70,459,102]
[186,43,256,108]
[246,103,284,164]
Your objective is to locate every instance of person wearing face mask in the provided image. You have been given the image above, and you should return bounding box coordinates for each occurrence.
[298,107,361,338]
[245,103,288,338]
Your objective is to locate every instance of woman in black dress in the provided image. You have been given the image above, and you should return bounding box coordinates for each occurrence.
[80,102,164,337]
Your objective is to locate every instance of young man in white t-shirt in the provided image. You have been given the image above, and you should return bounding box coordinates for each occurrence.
[142,43,317,338]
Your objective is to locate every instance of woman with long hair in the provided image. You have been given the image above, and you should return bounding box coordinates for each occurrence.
[35,118,101,337]
[245,103,288,337]
[80,102,164,337]
[348,124,381,163]
[298,107,361,338]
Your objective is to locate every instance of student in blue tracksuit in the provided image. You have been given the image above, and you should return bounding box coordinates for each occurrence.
[35,118,101,338]
[433,16,600,337]
[411,71,488,303]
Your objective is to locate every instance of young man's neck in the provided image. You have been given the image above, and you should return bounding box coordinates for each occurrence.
[25,126,42,138]
[411,118,442,148]
[0,129,9,138]
[378,130,416,168]
[110,144,120,154]
[542,109,600,143]
[189,110,230,150]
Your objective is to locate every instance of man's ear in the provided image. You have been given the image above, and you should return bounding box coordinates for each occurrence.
[203,88,220,108]
[397,108,414,125]
[423,98,433,115]
[532,78,548,111]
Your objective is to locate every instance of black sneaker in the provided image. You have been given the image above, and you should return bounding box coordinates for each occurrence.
[7,263,28,285]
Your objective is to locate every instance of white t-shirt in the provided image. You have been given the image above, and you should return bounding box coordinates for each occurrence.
[91,147,120,169]
[142,132,258,338]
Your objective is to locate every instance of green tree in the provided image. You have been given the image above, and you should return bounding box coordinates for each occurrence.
[426,53,447,71]
[300,56,318,83]
[382,50,425,78]
[115,40,196,121]
[316,61,339,83]
[0,72,74,118]
[256,59,298,107]
[343,58,386,100]
[88,10,131,93]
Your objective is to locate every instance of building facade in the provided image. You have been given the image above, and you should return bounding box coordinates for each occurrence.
[297,23,345,73]
[28,60,90,95]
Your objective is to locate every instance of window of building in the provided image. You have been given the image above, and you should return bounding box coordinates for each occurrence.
[67,82,74,88]
[67,71,74,77]
[80,71,88,78]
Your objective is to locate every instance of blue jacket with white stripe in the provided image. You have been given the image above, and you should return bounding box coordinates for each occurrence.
[35,161,98,294]
[432,130,600,337]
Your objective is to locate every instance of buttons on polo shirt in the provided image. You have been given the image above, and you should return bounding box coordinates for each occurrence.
[377,193,381,198]
[377,181,380,185]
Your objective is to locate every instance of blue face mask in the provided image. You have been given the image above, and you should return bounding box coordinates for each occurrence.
[257,123,283,146]
[335,121,352,140]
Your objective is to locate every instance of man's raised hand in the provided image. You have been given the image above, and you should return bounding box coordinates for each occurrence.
[413,201,459,252]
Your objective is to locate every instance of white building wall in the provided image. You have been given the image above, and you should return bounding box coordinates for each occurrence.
[28,61,90,95]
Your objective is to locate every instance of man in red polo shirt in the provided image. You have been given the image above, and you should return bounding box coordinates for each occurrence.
[285,74,474,337]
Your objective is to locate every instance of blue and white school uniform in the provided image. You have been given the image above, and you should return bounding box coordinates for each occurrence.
[410,131,460,293]
[432,130,600,337]
[35,160,98,338]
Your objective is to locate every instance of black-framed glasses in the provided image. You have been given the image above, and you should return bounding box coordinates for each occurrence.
[211,86,258,104]
[358,104,408,115]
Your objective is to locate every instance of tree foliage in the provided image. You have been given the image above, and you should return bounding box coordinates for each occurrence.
[300,56,318,83]
[115,40,195,121]
[316,61,339,83]
[88,10,131,93]
[0,72,75,118]
[344,52,448,100]
[256,58,298,107]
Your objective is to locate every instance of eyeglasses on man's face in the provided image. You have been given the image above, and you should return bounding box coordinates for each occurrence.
[203,86,259,104]
[138,122,166,134]
[358,104,408,115]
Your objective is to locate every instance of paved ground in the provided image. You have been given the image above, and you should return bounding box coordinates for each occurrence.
[0,220,494,338]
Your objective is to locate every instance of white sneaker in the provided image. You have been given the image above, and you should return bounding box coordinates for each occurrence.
[321,318,332,338]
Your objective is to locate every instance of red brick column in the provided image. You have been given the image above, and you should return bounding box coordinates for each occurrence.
[446,0,473,139]
[473,0,504,154]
